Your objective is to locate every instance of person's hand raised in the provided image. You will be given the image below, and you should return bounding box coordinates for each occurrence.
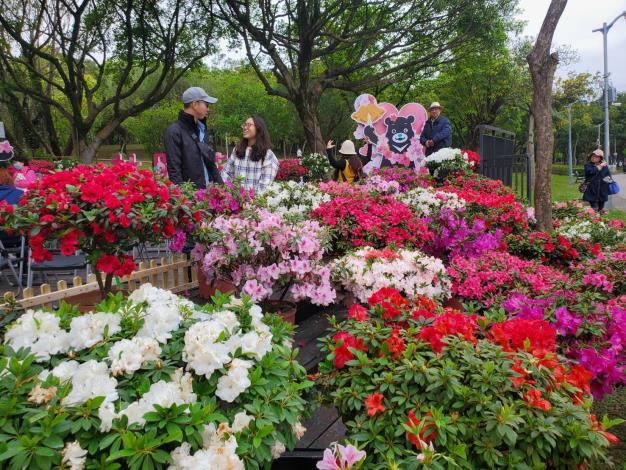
[326,140,335,150]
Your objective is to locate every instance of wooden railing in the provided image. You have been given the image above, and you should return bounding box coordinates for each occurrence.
[3,254,197,310]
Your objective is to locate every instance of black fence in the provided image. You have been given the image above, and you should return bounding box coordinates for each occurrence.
[478,125,532,204]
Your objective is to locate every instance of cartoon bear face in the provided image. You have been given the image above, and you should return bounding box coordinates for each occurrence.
[384,115,415,154]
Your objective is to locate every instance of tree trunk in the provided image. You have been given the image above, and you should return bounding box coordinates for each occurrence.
[295,95,325,155]
[527,0,567,231]
[80,119,122,164]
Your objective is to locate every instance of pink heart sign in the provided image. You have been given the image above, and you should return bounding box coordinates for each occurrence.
[351,94,428,173]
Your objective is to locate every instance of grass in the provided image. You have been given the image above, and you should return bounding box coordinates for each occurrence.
[551,174,626,221]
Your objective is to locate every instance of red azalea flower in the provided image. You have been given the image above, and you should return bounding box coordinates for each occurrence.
[510,360,535,389]
[332,332,367,369]
[348,304,369,321]
[418,312,478,353]
[364,393,385,417]
[523,388,552,411]
[406,410,437,448]
[565,365,592,395]
[384,332,406,359]
[96,254,121,274]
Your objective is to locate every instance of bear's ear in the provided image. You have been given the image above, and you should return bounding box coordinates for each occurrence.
[384,117,392,126]
[406,116,415,124]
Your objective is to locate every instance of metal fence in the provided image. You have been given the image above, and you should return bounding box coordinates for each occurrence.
[478,125,532,204]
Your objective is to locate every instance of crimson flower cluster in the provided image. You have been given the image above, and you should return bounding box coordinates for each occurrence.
[275,158,309,181]
[312,194,431,252]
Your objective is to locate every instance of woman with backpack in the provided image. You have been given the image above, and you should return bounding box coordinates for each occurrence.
[326,139,367,183]
[582,149,611,212]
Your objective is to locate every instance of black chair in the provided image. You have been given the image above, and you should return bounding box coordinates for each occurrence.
[0,234,26,293]
[27,248,90,288]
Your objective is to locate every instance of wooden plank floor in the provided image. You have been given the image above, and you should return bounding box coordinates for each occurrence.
[272,300,348,468]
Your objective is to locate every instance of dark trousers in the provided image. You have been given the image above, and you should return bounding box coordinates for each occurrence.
[590,201,605,212]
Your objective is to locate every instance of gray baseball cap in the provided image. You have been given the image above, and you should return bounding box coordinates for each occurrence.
[182,86,217,105]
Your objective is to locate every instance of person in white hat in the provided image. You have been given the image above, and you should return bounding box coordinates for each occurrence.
[163,86,222,188]
[419,102,452,156]
[326,139,365,183]
[582,148,611,212]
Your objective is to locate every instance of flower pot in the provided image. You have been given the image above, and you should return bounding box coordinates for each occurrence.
[442,296,464,312]
[197,267,237,299]
[64,289,128,313]
[261,299,297,325]
[342,292,356,309]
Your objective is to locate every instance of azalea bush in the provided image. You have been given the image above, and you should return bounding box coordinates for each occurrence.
[395,186,465,218]
[368,167,425,192]
[193,209,336,305]
[460,149,481,170]
[0,285,312,469]
[496,290,626,399]
[505,230,600,268]
[447,252,569,307]
[359,175,401,195]
[332,247,450,303]
[0,163,197,295]
[301,152,332,181]
[195,179,254,217]
[255,181,331,222]
[555,219,626,249]
[570,251,626,297]
[276,158,309,182]
[317,288,619,469]
[443,174,529,234]
[312,194,431,253]
[423,148,471,177]
[423,208,503,262]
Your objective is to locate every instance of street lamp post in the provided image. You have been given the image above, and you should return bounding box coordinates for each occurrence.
[593,10,626,163]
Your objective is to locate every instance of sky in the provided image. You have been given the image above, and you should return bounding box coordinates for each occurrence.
[517,0,626,92]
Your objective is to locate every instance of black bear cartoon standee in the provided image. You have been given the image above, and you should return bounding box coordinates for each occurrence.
[384,115,415,154]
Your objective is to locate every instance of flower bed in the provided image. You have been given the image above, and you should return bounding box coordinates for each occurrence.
[1,285,312,469]
[332,247,450,303]
[317,288,616,468]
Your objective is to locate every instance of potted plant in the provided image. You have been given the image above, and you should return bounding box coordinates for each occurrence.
[192,209,336,321]
[0,162,198,301]
[423,147,471,182]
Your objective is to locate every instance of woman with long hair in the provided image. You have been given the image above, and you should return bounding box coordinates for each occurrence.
[221,115,279,192]
[582,148,610,212]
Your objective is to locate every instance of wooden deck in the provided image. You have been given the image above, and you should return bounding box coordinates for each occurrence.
[272,301,348,468]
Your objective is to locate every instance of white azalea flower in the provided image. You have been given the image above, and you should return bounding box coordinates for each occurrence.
[61,441,87,470]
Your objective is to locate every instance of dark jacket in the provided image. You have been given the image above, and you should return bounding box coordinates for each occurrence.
[582,162,610,203]
[0,185,23,204]
[164,111,223,189]
[420,116,452,156]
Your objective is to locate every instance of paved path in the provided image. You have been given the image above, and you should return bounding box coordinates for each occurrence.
[610,172,626,211]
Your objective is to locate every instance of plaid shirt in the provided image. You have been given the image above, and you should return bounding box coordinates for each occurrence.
[221,148,279,193]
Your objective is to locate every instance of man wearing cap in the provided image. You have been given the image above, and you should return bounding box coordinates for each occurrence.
[419,102,452,156]
[164,87,223,188]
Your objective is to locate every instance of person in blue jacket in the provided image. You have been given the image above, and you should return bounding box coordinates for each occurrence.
[0,154,25,247]
[420,102,452,156]
[582,148,610,212]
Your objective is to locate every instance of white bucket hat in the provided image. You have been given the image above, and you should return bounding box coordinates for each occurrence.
[429,102,442,110]
[338,140,357,155]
